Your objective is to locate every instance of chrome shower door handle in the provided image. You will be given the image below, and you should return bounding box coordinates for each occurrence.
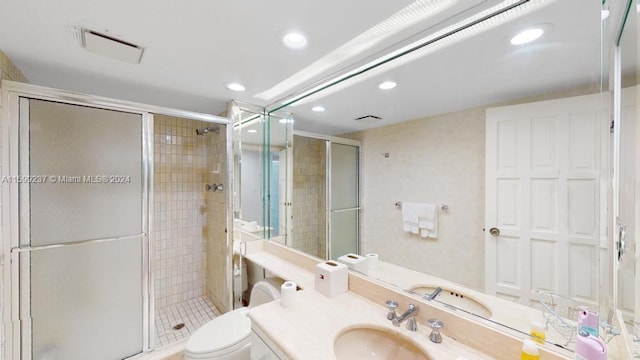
[489,227,500,237]
[617,221,627,262]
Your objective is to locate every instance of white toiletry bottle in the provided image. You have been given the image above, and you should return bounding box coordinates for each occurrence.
[521,338,540,360]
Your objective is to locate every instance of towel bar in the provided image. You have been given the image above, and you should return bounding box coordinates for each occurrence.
[395,201,449,211]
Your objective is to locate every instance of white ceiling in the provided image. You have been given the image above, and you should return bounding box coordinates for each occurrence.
[0,0,620,136]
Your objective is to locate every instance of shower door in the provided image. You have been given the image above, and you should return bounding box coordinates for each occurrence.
[328,143,360,260]
[14,98,148,360]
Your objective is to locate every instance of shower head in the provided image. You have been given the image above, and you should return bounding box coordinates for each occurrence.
[195,126,220,136]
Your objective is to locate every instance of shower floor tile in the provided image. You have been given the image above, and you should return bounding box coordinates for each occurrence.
[155,296,218,347]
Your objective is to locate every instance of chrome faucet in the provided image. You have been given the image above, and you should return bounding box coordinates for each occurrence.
[392,304,420,331]
[428,319,444,343]
[385,300,399,321]
[424,287,443,300]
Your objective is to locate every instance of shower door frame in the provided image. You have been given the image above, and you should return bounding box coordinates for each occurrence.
[291,130,362,259]
[1,81,233,360]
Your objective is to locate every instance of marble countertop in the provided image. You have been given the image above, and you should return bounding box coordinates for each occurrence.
[248,277,495,359]
[241,240,630,359]
[367,260,560,344]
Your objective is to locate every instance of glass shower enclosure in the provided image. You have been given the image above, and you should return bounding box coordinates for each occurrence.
[15,98,148,360]
[3,83,232,360]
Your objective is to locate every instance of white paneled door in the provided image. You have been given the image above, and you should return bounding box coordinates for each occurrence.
[485,93,609,306]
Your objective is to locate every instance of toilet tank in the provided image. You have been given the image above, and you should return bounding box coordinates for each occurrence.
[248,278,284,307]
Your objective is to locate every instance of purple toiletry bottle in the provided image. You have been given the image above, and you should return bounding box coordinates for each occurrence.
[575,329,606,360]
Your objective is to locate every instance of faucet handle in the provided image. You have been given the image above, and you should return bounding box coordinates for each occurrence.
[385,300,399,320]
[428,319,444,343]
[406,317,418,331]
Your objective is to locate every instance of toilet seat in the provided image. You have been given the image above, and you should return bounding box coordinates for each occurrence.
[185,308,250,358]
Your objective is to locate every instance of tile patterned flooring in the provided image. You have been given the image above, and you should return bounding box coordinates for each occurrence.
[155,296,218,348]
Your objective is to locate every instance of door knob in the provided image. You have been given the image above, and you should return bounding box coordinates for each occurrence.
[489,227,500,237]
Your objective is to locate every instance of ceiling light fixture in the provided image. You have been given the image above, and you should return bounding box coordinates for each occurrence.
[226,83,246,92]
[311,106,326,112]
[282,31,308,50]
[278,118,295,124]
[378,81,397,90]
[271,0,553,111]
[247,129,258,133]
[510,28,544,45]
[256,0,457,101]
[274,1,550,109]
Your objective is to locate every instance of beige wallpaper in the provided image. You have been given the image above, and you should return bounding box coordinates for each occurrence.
[348,108,486,290]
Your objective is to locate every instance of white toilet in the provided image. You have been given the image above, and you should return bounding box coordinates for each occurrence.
[184,278,283,360]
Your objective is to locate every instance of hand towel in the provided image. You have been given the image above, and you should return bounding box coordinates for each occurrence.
[402,202,420,234]
[417,203,438,238]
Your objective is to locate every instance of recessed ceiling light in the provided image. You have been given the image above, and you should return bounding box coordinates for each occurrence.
[226,82,246,92]
[378,81,397,90]
[510,28,544,45]
[282,31,308,50]
[278,118,295,124]
[311,105,325,112]
[247,129,258,133]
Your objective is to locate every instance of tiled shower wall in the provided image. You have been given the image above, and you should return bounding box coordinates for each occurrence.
[153,116,210,309]
[291,135,326,258]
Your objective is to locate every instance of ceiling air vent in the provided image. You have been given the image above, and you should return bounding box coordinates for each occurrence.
[81,28,144,64]
[354,115,382,124]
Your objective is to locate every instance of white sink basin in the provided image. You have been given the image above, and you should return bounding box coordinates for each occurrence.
[410,285,492,318]
[334,326,431,360]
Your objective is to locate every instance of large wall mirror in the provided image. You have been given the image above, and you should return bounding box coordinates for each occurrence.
[231,102,293,242]
[616,0,639,354]
[245,0,639,353]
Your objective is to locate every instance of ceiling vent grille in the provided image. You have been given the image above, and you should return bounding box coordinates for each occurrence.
[81,28,144,64]
[354,115,382,124]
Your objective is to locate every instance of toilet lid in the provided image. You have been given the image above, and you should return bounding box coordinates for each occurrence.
[186,308,251,355]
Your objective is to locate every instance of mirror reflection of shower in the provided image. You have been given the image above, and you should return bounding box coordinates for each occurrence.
[195,126,220,135]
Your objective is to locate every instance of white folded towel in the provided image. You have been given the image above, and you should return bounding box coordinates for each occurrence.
[418,203,438,238]
[402,202,420,234]
[402,202,438,238]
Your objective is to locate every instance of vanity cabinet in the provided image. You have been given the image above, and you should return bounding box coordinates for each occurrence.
[250,329,282,360]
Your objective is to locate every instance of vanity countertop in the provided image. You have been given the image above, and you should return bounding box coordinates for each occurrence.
[368,260,555,343]
[248,287,494,360]
[242,240,633,359]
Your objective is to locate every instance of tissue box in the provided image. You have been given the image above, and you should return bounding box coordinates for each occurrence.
[314,261,348,298]
[337,253,369,274]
